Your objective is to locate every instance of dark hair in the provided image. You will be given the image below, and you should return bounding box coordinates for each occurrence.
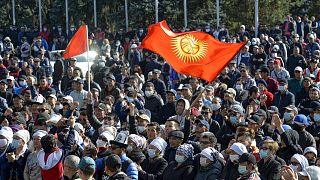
[249,86,259,95]
[41,134,57,153]
[147,122,161,132]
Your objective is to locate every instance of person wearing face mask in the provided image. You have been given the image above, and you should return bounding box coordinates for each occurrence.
[162,143,196,180]
[211,97,223,126]
[13,75,28,94]
[234,80,249,104]
[291,114,316,150]
[138,137,168,180]
[0,127,14,179]
[126,134,146,158]
[303,147,317,166]
[96,131,114,158]
[8,129,31,180]
[289,153,309,174]
[144,82,163,123]
[194,147,224,180]
[257,139,281,179]
[237,153,260,180]
[217,104,245,150]
[23,130,47,180]
[306,101,320,146]
[272,80,295,115]
[223,142,248,180]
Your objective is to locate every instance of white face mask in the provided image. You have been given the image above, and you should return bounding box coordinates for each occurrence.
[48,79,52,85]
[211,103,221,111]
[96,139,107,148]
[0,139,8,148]
[235,84,243,91]
[127,145,133,153]
[137,126,146,133]
[229,154,239,163]
[19,81,26,86]
[11,139,21,149]
[200,157,210,167]
[290,164,298,172]
[145,90,153,97]
[148,148,156,158]
[314,113,320,122]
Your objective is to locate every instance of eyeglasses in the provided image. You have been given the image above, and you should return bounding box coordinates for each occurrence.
[38,108,46,112]
[201,111,210,114]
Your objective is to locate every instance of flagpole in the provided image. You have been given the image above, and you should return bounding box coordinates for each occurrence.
[86,25,90,91]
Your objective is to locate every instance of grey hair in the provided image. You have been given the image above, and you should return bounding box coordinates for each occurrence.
[64,155,80,169]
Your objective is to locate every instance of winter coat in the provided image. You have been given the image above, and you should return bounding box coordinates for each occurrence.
[162,157,196,180]
[139,157,168,180]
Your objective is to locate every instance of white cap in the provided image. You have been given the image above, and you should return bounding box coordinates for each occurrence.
[74,123,84,133]
[303,147,318,156]
[226,88,237,96]
[14,129,30,143]
[100,131,115,144]
[32,130,48,138]
[63,95,73,103]
[201,147,222,161]
[272,45,280,51]
[230,143,248,155]
[6,76,14,81]
[0,127,13,143]
[131,44,138,49]
[33,94,45,104]
[294,66,303,72]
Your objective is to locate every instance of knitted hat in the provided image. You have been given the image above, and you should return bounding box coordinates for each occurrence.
[128,134,146,149]
[14,129,30,143]
[177,143,194,158]
[0,127,13,143]
[150,137,167,154]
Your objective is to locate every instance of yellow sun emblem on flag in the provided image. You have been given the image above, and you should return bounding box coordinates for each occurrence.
[171,34,208,63]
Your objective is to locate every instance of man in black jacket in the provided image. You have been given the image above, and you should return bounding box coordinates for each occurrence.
[105,154,131,180]
[292,114,316,150]
[160,89,176,124]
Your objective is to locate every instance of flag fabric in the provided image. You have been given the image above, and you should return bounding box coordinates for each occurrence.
[140,21,247,82]
[63,25,88,59]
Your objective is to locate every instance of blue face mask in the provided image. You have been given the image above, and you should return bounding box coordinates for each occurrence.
[11,139,20,149]
[230,116,238,125]
[283,112,292,121]
[314,113,320,122]
[259,149,269,159]
[175,155,186,163]
[238,165,248,174]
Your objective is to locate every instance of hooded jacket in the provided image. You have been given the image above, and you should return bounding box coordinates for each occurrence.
[173,98,190,128]
[277,129,303,164]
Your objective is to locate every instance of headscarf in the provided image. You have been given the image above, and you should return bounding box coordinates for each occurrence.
[177,143,194,158]
[292,153,309,170]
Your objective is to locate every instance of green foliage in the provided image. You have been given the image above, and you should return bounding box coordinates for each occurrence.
[0,0,316,33]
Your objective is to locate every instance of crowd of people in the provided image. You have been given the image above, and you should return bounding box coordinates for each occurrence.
[0,14,320,180]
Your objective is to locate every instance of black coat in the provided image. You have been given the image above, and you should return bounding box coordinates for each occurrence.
[140,157,168,180]
[257,157,281,180]
[223,160,239,180]
[160,102,176,125]
[108,171,131,180]
[144,95,163,123]
[162,158,196,180]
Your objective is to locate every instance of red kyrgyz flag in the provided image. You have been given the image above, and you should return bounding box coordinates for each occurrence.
[63,25,88,59]
[140,21,246,82]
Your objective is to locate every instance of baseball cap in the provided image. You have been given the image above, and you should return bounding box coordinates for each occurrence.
[274,59,281,65]
[77,156,96,171]
[239,153,257,164]
[97,103,106,111]
[294,66,303,72]
[255,109,267,118]
[166,89,177,96]
[195,119,210,129]
[153,69,161,74]
[0,80,7,84]
[76,78,84,84]
[247,114,260,124]
[168,130,184,139]
[46,94,57,101]
[225,88,236,96]
[267,106,279,114]
[137,111,151,123]
[229,104,244,115]
[107,74,116,81]
[283,105,298,114]
[6,76,14,81]
[294,114,309,126]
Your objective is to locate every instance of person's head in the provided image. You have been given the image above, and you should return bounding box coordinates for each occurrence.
[165,118,180,136]
[148,137,167,158]
[175,98,190,115]
[199,132,217,150]
[152,69,161,80]
[240,66,249,78]
[257,80,267,92]
[200,147,220,167]
[290,154,309,172]
[110,132,128,156]
[304,147,318,166]
[176,143,194,163]
[166,90,176,103]
[201,106,213,121]
[32,130,47,150]
[259,139,279,159]
[229,104,245,126]
[181,85,192,99]
[189,78,200,90]
[41,134,57,153]
[146,122,161,141]
[236,128,254,149]
[294,66,303,79]
[260,67,270,79]
[309,87,320,100]
[168,130,184,148]
[224,88,237,101]
[104,154,122,176]
[278,80,288,93]
[309,34,315,43]
[12,129,29,150]
[229,142,248,163]
[13,94,24,107]
[145,82,155,98]
[0,127,13,150]
[64,155,80,177]
[303,77,313,89]
[238,153,257,175]
[77,157,96,179]
[310,59,318,69]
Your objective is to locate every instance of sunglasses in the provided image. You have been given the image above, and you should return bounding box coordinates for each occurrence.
[201,111,210,114]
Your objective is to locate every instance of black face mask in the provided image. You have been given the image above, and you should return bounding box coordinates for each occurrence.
[308,159,316,166]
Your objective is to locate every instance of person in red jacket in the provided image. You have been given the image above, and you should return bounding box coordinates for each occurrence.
[37,118,75,180]
[256,79,274,107]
